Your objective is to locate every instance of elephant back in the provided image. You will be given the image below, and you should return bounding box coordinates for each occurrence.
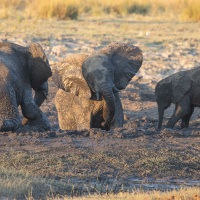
[99,42,143,90]
[171,71,192,104]
[52,54,91,98]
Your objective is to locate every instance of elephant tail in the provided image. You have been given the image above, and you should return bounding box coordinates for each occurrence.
[157,105,164,130]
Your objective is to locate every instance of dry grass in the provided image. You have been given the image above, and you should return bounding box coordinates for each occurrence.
[0,0,200,21]
[0,140,199,199]
[67,187,200,200]
[181,0,200,21]
[25,0,78,20]
[1,163,199,199]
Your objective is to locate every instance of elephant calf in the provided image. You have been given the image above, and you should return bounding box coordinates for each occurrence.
[53,42,143,131]
[0,41,52,132]
[155,66,200,130]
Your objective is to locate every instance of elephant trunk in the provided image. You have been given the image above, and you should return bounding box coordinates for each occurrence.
[99,84,115,131]
[157,105,164,130]
[34,82,48,107]
[34,90,47,107]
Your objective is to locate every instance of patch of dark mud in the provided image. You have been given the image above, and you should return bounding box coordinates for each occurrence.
[0,127,57,138]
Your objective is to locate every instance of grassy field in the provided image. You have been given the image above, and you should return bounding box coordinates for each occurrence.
[0,0,200,21]
[1,163,199,200]
[70,187,200,200]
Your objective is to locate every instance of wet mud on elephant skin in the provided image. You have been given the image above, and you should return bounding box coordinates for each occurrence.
[0,41,52,132]
[52,42,143,131]
[155,66,200,130]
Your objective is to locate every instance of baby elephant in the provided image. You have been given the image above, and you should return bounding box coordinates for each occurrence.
[155,67,200,130]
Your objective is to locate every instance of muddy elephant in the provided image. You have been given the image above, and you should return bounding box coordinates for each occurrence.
[0,41,52,132]
[82,42,143,130]
[53,42,143,131]
[155,66,200,130]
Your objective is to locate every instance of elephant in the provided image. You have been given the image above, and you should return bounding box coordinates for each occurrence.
[53,42,143,131]
[0,41,52,132]
[155,66,200,130]
[82,42,143,130]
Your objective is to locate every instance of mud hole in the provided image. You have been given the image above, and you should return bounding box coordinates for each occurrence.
[0,19,199,196]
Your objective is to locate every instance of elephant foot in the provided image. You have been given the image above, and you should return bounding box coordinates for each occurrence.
[166,121,176,129]
[1,119,21,132]
[165,125,174,129]
[101,122,110,131]
[23,113,51,131]
[156,127,161,131]
[181,122,189,129]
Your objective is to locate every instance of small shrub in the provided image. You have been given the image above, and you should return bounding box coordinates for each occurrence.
[127,3,151,15]
[103,5,121,16]
[52,4,78,20]
[66,5,78,20]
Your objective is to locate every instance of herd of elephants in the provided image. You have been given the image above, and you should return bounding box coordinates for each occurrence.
[0,41,199,132]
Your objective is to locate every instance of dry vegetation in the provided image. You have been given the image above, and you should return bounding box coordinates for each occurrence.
[0,0,200,21]
[0,1,200,199]
[70,187,200,200]
[0,16,199,198]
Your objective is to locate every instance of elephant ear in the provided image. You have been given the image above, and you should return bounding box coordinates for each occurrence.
[99,42,143,90]
[28,43,52,89]
[52,54,91,99]
[171,73,192,104]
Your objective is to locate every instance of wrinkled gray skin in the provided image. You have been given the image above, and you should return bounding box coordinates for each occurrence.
[155,66,200,130]
[53,43,143,131]
[21,81,48,126]
[0,41,52,132]
[82,42,143,130]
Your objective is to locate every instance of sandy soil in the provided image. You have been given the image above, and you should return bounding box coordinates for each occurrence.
[0,18,199,193]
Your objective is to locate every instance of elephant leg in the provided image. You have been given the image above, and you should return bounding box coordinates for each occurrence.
[112,92,124,128]
[55,89,92,130]
[91,100,104,128]
[157,105,164,130]
[0,89,21,132]
[22,89,47,126]
[21,101,50,130]
[181,105,194,128]
[21,100,42,120]
[166,95,190,129]
[55,90,77,130]
[21,89,50,130]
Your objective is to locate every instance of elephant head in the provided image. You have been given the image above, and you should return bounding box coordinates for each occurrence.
[82,42,143,130]
[28,43,52,90]
[0,41,51,107]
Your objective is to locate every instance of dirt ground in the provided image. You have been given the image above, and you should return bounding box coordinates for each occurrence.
[0,18,199,194]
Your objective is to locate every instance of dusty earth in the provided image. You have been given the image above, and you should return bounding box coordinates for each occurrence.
[0,18,199,197]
